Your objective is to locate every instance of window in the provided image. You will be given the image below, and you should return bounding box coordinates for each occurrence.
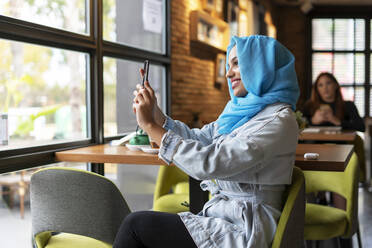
[311,17,371,117]
[0,39,89,151]
[0,0,88,34]
[0,0,170,172]
[103,0,166,54]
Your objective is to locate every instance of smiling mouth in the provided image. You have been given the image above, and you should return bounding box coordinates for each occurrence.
[231,79,240,89]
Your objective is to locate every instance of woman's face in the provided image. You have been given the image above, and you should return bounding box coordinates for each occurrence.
[316,75,338,103]
[226,46,248,97]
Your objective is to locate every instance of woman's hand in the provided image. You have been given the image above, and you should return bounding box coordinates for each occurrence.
[132,74,167,146]
[311,109,326,125]
[133,81,157,131]
[323,111,341,126]
[138,69,166,126]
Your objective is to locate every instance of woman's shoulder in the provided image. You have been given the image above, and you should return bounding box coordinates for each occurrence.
[238,103,296,132]
[343,100,356,106]
[343,100,358,110]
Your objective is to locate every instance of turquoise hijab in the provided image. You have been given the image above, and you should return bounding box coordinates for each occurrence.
[216,35,300,134]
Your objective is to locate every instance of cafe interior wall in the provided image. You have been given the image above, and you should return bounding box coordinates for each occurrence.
[273,6,307,109]
[170,0,279,126]
[170,0,228,126]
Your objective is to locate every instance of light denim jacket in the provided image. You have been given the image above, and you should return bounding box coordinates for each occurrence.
[158,103,298,248]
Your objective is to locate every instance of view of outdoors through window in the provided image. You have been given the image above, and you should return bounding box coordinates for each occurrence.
[0,0,90,150]
[0,0,88,34]
[0,0,168,247]
[0,39,88,150]
[103,0,166,54]
[312,18,370,116]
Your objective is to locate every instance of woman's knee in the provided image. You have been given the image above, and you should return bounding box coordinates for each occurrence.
[122,211,150,230]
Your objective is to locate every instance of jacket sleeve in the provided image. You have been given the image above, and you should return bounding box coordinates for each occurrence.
[341,102,365,132]
[159,109,298,181]
[162,116,215,145]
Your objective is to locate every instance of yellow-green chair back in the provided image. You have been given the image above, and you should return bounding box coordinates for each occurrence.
[272,167,305,248]
[153,166,190,213]
[304,153,360,242]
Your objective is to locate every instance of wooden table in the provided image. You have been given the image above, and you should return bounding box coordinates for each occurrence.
[295,144,354,171]
[55,143,354,212]
[55,143,354,172]
[299,130,356,142]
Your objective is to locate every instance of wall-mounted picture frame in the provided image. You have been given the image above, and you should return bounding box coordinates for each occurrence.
[202,0,216,12]
[215,53,226,85]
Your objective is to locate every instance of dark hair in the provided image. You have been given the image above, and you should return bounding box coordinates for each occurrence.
[307,72,344,120]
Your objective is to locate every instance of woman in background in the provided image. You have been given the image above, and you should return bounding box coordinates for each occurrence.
[302,72,365,132]
[302,72,366,183]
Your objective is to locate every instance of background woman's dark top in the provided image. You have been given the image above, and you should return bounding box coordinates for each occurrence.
[302,101,365,132]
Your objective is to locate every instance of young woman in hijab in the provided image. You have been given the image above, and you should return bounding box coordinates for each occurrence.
[113,35,300,248]
[302,72,365,132]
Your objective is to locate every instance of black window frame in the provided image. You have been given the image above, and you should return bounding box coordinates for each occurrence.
[306,5,372,117]
[0,0,171,174]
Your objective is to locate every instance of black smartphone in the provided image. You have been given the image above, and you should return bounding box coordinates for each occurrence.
[142,60,150,86]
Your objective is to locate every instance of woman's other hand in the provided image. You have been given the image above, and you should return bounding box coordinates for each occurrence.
[311,109,326,125]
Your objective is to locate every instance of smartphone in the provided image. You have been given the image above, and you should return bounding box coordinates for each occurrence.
[142,60,150,86]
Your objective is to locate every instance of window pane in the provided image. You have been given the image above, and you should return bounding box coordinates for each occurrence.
[355,87,365,117]
[0,39,88,151]
[103,58,166,137]
[341,87,354,101]
[334,19,354,50]
[334,53,354,84]
[355,53,365,84]
[104,163,159,211]
[103,0,166,54]
[341,87,364,117]
[312,53,333,81]
[0,0,88,34]
[0,163,87,247]
[312,19,333,50]
[355,19,365,50]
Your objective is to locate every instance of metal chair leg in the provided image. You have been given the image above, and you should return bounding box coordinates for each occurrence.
[356,225,362,248]
[315,240,320,248]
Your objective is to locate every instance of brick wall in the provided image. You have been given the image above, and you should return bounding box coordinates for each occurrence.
[170,0,230,126]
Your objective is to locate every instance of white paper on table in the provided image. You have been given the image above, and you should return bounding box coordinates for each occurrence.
[143,0,162,34]
[301,128,320,133]
[0,113,8,145]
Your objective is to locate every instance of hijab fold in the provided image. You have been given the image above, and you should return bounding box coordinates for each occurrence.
[216,35,300,134]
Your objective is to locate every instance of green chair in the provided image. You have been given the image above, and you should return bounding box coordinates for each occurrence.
[153,166,190,213]
[272,167,306,248]
[303,153,362,247]
[352,134,366,183]
[30,167,131,248]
